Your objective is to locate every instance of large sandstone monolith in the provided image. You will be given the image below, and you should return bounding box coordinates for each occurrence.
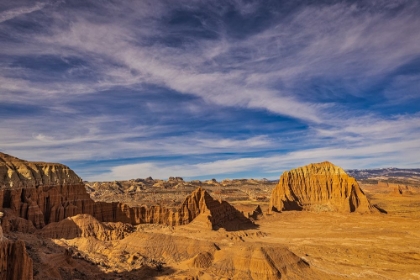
[269,161,374,213]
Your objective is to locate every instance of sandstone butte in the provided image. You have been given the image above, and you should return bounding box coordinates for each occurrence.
[269,161,375,213]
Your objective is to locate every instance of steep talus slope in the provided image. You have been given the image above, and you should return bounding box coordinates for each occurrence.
[0,224,33,280]
[269,161,374,213]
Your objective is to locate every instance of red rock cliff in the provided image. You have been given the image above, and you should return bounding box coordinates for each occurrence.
[0,152,252,231]
[0,225,33,280]
[0,152,93,229]
[93,187,253,230]
[269,161,374,213]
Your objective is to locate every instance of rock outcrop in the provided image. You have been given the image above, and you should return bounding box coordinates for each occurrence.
[0,225,33,280]
[388,183,412,196]
[0,152,93,229]
[0,152,82,188]
[93,187,254,230]
[178,187,255,230]
[211,244,312,279]
[41,214,134,240]
[269,161,374,213]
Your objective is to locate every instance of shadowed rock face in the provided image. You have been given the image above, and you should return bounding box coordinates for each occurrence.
[0,227,33,280]
[269,161,374,213]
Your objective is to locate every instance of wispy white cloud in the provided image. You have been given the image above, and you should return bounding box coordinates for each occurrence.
[0,0,419,180]
[2,1,419,117]
[0,2,47,23]
[89,137,420,181]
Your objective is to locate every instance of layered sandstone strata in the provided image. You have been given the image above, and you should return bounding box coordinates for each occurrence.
[93,187,253,230]
[269,161,374,213]
[0,152,82,188]
[0,152,252,231]
[41,214,134,240]
[0,227,33,280]
[0,152,93,229]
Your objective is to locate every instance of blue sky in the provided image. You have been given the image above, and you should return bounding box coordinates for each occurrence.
[1,0,420,181]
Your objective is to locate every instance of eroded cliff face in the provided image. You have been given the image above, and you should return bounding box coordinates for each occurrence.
[269,161,374,213]
[0,152,82,188]
[0,152,252,231]
[0,227,33,280]
[0,152,92,230]
[0,184,94,230]
[177,187,254,230]
[93,187,253,230]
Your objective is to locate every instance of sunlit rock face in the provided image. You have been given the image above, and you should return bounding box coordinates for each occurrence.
[0,152,82,188]
[0,152,92,229]
[269,161,374,213]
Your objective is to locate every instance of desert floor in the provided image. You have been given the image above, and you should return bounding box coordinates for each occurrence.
[11,185,420,280]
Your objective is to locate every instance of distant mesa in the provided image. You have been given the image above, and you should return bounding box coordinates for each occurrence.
[269,161,376,213]
[386,182,413,196]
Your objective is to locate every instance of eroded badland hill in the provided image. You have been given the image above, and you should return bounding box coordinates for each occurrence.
[1,152,420,279]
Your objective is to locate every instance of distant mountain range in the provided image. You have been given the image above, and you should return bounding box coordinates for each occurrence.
[346,168,420,184]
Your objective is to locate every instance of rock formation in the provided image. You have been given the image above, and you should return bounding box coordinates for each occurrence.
[388,183,412,196]
[40,214,134,240]
[211,244,312,279]
[0,223,33,280]
[269,161,374,213]
[0,152,253,231]
[117,232,313,279]
[392,184,404,195]
[79,187,253,230]
[0,152,82,188]
[0,152,93,229]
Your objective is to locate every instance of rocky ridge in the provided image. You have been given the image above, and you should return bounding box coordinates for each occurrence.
[0,153,82,188]
[0,152,252,231]
[40,214,134,241]
[269,161,374,213]
[86,177,275,207]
